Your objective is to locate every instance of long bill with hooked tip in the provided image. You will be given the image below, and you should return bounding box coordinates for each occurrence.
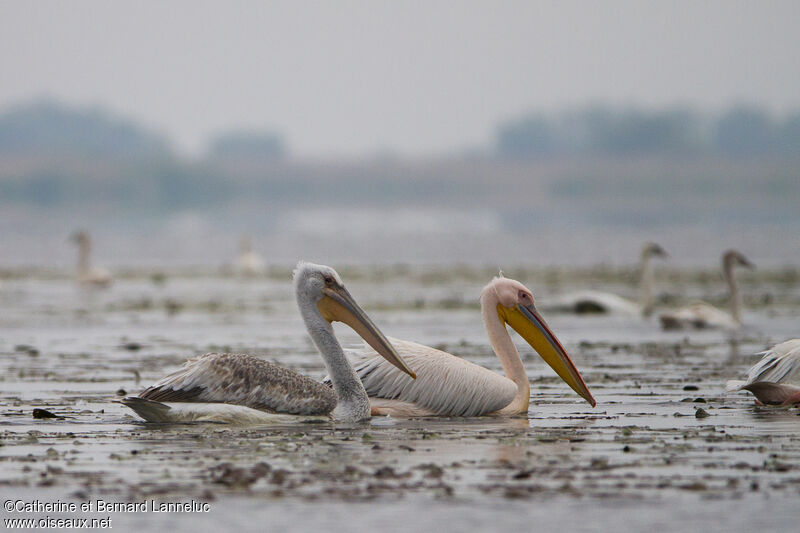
[498,302,595,407]
[316,282,417,380]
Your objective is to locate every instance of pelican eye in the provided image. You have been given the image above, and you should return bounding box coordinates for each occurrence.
[323,275,334,285]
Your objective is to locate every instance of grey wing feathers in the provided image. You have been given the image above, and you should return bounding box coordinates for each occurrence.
[338,338,517,417]
[140,353,337,415]
[744,340,800,386]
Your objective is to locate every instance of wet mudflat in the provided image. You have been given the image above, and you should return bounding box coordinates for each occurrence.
[1,266,799,532]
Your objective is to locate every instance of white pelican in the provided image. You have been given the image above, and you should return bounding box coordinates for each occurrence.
[235,235,265,277]
[726,339,800,405]
[659,249,754,330]
[545,242,667,316]
[330,276,595,417]
[119,262,416,424]
[71,231,112,288]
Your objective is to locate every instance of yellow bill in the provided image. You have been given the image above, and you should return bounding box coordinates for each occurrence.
[318,283,416,379]
[499,303,595,406]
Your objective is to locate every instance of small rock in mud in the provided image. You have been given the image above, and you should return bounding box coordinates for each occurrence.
[270,469,289,485]
[374,466,408,479]
[32,408,58,419]
[695,408,710,418]
[503,485,545,499]
[207,462,272,488]
[512,469,532,480]
[680,481,707,491]
[683,385,699,391]
[416,463,444,479]
[116,389,127,396]
[590,458,610,470]
[165,300,182,315]
[122,342,142,351]
[342,465,364,478]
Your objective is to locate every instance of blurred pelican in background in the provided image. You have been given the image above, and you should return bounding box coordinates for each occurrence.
[235,235,265,277]
[119,262,415,424]
[71,230,112,288]
[331,275,595,417]
[660,249,753,330]
[726,339,800,405]
[545,242,668,316]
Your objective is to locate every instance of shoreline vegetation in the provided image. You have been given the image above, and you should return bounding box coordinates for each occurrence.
[0,100,797,211]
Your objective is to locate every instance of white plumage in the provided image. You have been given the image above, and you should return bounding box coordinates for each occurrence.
[71,231,112,288]
[235,236,265,277]
[329,276,595,417]
[345,339,517,417]
[546,290,642,316]
[660,249,753,331]
[726,339,800,405]
[545,242,667,317]
[660,302,740,330]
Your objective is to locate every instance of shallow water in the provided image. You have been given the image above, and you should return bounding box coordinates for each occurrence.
[1,268,799,532]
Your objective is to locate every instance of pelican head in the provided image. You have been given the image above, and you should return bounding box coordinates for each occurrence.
[723,249,754,270]
[485,277,595,407]
[642,241,668,259]
[293,262,416,379]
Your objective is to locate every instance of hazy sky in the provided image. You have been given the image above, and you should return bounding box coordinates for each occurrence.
[2,1,799,157]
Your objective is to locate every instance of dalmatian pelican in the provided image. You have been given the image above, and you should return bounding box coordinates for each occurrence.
[545,242,667,316]
[726,339,800,405]
[333,275,595,417]
[119,262,416,424]
[71,231,112,288]
[659,249,754,330]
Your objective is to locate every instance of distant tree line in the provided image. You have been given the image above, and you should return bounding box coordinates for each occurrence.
[209,130,285,161]
[0,100,171,158]
[0,99,798,210]
[496,105,800,158]
[0,100,286,161]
